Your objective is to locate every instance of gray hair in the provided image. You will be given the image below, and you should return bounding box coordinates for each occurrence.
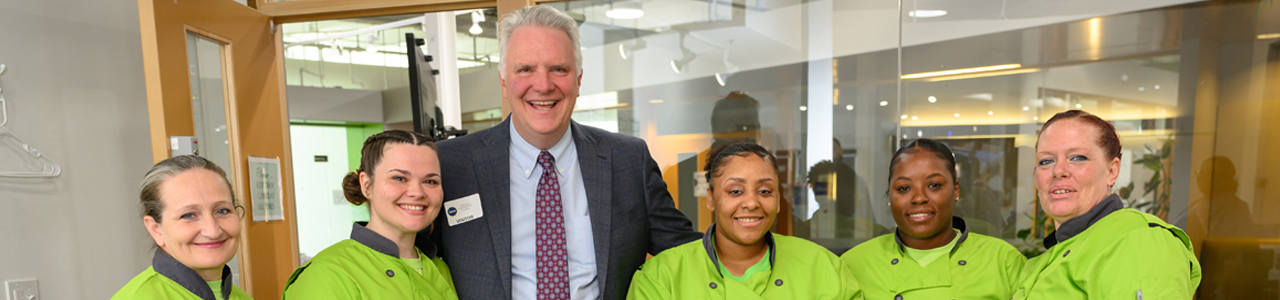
[498,5,582,79]
[139,155,236,223]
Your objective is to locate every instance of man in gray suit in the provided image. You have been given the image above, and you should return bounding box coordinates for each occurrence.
[420,5,701,300]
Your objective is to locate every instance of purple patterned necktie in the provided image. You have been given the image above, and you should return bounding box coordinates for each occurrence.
[535,151,570,300]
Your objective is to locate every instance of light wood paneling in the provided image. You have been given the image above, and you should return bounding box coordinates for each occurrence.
[259,0,492,23]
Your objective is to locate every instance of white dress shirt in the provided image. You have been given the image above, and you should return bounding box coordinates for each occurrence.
[509,121,599,300]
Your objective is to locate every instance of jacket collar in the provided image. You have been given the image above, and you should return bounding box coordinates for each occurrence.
[151,248,232,300]
[701,223,777,278]
[352,222,437,259]
[893,216,971,254]
[1043,194,1124,249]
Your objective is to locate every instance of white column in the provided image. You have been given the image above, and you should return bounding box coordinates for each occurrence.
[428,12,462,129]
[805,0,834,222]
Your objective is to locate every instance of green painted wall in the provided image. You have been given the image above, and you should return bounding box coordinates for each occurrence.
[344,122,383,222]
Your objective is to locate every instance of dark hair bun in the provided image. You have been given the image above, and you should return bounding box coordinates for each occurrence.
[341,171,368,206]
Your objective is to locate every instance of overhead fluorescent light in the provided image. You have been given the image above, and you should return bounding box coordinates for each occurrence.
[903,64,1022,79]
[1258,33,1280,39]
[607,8,644,19]
[908,10,947,18]
[964,93,994,101]
[607,2,644,20]
[922,68,1040,82]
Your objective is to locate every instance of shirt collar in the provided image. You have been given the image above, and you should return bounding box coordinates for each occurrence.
[893,216,971,254]
[350,222,437,259]
[1043,193,1124,249]
[509,119,575,179]
[701,223,777,278]
[151,248,232,300]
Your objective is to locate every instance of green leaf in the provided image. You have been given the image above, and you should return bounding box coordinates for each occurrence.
[1143,159,1161,171]
[1018,229,1031,239]
[1118,182,1135,199]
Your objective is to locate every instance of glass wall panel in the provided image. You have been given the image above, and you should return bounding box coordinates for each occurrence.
[556,0,1280,294]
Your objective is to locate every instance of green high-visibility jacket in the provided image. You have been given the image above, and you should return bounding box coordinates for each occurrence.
[627,224,861,300]
[841,217,1025,300]
[1012,195,1201,299]
[112,249,252,300]
[284,223,458,300]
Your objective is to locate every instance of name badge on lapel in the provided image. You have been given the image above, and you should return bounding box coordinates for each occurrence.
[444,193,483,226]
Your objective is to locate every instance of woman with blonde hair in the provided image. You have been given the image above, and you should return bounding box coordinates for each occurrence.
[112,155,252,300]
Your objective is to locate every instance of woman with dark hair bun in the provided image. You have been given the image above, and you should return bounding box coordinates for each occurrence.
[841,138,1025,300]
[1011,110,1200,299]
[283,130,458,300]
[627,142,860,299]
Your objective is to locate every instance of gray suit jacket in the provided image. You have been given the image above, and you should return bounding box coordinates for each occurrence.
[420,118,700,300]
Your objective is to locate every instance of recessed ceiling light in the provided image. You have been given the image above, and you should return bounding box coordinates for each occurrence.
[1076,104,1083,108]
[1138,87,1145,91]
[954,113,960,118]
[1033,116,1039,121]
[1023,106,1030,111]
[799,106,808,111]
[928,96,937,103]
[917,130,923,137]
[845,104,854,111]
[988,111,994,115]
[911,116,918,120]
[908,10,947,18]
[901,114,908,119]
[880,101,889,107]
[1154,85,1161,90]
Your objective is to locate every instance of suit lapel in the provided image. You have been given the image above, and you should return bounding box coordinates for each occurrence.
[572,122,612,300]
[477,118,514,297]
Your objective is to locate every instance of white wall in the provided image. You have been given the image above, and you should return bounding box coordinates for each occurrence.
[287,86,384,123]
[0,0,154,299]
[459,67,501,114]
[288,125,357,261]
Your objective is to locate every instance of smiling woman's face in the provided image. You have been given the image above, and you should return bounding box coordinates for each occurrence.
[1034,119,1120,225]
[889,150,958,242]
[707,154,780,247]
[145,168,240,275]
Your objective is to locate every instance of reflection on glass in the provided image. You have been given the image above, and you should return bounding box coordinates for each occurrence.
[564,0,1280,271]
[185,32,239,286]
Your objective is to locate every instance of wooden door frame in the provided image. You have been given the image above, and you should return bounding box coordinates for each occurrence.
[137,0,293,297]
